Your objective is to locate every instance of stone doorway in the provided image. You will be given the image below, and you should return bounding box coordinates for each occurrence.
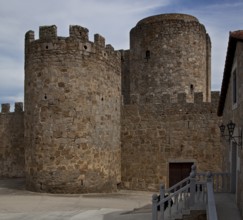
[169,162,193,187]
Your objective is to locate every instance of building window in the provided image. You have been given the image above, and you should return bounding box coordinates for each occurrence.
[233,70,237,104]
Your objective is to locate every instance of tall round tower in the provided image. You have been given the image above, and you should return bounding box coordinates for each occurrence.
[24,25,121,193]
[128,13,211,103]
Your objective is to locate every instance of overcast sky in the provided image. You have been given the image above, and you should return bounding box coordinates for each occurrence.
[1,0,243,108]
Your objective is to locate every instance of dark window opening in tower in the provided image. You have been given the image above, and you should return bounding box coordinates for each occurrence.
[190,84,194,94]
[145,50,150,61]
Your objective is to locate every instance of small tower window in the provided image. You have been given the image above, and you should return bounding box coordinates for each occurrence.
[121,56,124,62]
[190,84,194,94]
[145,50,150,61]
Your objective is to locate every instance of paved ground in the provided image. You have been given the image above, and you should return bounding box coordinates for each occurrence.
[1,179,242,220]
[215,193,242,220]
[0,178,153,220]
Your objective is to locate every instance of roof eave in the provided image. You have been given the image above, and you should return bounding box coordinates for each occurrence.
[217,31,243,116]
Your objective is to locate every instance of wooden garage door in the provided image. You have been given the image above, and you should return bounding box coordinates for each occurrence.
[169,162,193,187]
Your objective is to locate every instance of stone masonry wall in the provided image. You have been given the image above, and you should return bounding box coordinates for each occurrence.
[0,103,25,177]
[24,25,121,193]
[121,92,223,191]
[0,13,223,197]
[120,50,130,104]
[127,14,211,103]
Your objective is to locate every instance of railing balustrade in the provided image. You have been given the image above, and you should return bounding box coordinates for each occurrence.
[152,165,231,220]
[207,173,218,220]
[196,172,230,192]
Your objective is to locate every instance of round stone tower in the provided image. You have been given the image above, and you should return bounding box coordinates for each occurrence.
[128,13,211,103]
[24,25,121,193]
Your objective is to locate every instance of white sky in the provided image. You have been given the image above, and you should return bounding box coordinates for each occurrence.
[1,0,243,107]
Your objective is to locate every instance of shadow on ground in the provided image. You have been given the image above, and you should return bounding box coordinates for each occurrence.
[0,178,25,190]
[103,204,152,220]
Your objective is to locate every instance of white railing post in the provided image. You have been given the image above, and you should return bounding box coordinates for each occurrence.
[152,194,158,220]
[206,171,218,220]
[207,171,213,189]
[189,169,196,207]
[159,184,165,220]
[191,164,197,174]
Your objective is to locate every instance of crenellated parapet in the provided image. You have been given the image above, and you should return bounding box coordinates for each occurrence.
[25,25,120,66]
[0,102,23,114]
[0,102,25,178]
[130,91,219,104]
[127,91,220,115]
[69,25,88,41]
[39,25,57,40]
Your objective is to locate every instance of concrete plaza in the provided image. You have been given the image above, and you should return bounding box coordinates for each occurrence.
[0,178,153,220]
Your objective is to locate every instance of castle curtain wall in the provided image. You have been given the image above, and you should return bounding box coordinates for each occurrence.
[120,14,222,190]
[0,103,25,177]
[121,92,223,190]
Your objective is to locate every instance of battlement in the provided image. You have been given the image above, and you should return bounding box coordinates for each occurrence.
[0,102,23,113]
[124,91,220,116]
[25,25,89,42]
[129,91,220,105]
[39,25,57,40]
[95,34,105,47]
[69,25,88,41]
[24,25,120,65]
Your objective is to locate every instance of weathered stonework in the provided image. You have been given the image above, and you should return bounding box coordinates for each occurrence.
[0,103,25,177]
[120,14,222,190]
[122,14,211,104]
[24,25,121,193]
[0,13,224,194]
[121,92,222,190]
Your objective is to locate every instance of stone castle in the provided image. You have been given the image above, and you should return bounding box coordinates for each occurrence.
[0,13,223,193]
